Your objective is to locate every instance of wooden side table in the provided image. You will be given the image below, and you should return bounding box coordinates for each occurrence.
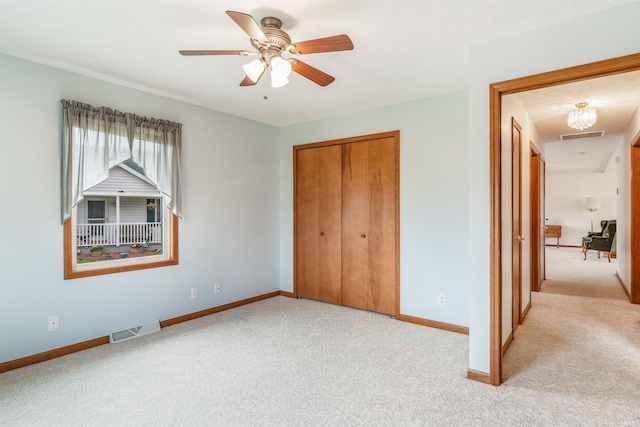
[546,225,561,248]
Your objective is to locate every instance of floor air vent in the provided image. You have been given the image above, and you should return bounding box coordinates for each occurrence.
[110,320,161,343]
[559,130,605,141]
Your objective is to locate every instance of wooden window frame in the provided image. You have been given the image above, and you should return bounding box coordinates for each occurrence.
[64,209,178,280]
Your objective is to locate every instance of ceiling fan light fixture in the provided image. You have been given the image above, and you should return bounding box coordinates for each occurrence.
[567,102,597,131]
[242,59,264,82]
[180,11,353,88]
[271,56,292,79]
[270,73,289,88]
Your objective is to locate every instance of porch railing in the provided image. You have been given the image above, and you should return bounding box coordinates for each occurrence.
[77,223,162,247]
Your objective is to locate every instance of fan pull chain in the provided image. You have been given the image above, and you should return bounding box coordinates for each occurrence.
[263,74,269,100]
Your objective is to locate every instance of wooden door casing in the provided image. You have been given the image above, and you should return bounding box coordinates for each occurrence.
[511,118,523,332]
[540,158,546,281]
[341,136,398,316]
[632,141,640,304]
[529,144,544,292]
[487,53,640,387]
[295,145,343,304]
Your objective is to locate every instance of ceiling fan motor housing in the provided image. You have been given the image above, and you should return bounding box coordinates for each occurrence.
[251,16,292,64]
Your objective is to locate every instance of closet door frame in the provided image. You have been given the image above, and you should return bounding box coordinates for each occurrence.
[293,130,400,318]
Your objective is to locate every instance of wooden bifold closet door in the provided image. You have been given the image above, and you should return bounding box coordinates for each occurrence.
[296,144,343,304]
[294,131,399,317]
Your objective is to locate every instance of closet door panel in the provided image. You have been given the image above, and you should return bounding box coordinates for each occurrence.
[341,136,398,315]
[295,145,342,304]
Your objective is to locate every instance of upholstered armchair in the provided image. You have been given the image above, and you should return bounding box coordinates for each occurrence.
[582,220,616,262]
[586,220,608,238]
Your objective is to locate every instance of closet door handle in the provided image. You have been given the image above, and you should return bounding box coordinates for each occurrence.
[361,234,366,239]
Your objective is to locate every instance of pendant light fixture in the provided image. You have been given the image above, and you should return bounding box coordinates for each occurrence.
[567,102,597,131]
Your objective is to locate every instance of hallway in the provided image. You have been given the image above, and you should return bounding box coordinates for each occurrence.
[541,246,624,300]
[502,247,640,423]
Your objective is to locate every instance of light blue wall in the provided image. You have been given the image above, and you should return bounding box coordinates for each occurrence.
[278,93,470,327]
[2,1,638,370]
[467,1,640,373]
[0,55,281,362]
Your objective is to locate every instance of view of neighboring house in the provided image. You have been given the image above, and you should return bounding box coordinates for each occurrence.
[76,161,163,257]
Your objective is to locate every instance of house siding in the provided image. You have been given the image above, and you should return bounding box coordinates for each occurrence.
[89,166,158,193]
[110,197,148,223]
[77,166,160,224]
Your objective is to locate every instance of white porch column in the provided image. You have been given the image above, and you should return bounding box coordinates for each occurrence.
[116,196,120,246]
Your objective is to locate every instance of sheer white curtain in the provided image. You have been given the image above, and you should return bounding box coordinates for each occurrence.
[126,113,182,220]
[61,100,182,223]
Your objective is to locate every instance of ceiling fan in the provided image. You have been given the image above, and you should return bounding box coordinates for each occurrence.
[179,10,354,88]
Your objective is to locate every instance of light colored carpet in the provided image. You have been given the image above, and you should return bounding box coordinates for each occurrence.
[502,247,640,425]
[1,249,639,426]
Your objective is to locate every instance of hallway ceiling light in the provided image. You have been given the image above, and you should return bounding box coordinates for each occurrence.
[567,102,597,131]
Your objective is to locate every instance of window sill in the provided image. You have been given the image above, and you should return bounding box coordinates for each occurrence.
[63,214,178,280]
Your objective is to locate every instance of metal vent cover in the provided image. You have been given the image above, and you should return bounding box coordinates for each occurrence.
[109,319,160,343]
[559,130,605,141]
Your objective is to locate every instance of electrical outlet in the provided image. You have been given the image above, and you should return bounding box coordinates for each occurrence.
[191,288,199,299]
[48,315,59,331]
[438,294,446,307]
[214,282,222,294]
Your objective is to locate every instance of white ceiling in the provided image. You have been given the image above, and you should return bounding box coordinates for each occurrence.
[0,0,638,172]
[514,70,640,173]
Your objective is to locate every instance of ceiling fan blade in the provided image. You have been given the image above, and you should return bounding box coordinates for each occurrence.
[240,75,256,86]
[291,60,335,86]
[289,35,354,55]
[179,50,250,56]
[226,10,266,42]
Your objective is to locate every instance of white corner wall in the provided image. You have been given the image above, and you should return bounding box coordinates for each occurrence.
[468,1,640,374]
[0,54,281,363]
[279,92,471,327]
[617,105,640,291]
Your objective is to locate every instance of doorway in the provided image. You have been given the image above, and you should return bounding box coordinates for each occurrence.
[488,53,640,385]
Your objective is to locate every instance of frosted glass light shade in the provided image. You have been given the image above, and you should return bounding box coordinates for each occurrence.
[271,56,292,79]
[270,73,289,88]
[242,59,264,82]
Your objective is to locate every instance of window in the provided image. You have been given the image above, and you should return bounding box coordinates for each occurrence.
[61,100,182,279]
[146,198,161,223]
[74,176,168,268]
[87,200,106,224]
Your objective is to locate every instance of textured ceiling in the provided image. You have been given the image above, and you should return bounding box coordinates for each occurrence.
[515,70,640,173]
[0,0,635,128]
